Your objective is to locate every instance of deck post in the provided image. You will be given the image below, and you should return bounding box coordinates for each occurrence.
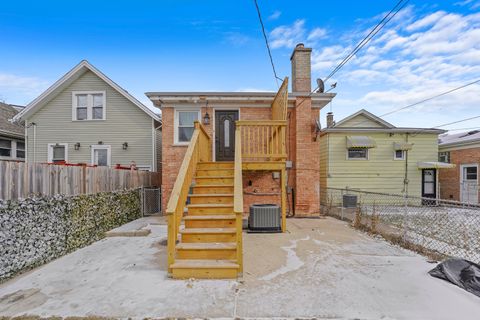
[281,167,287,232]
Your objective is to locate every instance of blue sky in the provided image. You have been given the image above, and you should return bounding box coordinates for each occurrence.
[1,0,479,130]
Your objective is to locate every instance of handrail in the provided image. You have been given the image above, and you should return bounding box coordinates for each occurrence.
[234,125,243,273]
[166,121,211,272]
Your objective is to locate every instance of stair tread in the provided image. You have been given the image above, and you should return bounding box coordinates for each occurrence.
[184,214,236,220]
[177,242,237,250]
[171,259,239,269]
[189,193,234,197]
[180,228,236,234]
[195,175,233,179]
[187,203,233,208]
[198,162,234,164]
[197,168,234,171]
[193,184,234,187]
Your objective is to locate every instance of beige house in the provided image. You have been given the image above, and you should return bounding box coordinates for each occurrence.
[13,61,162,171]
[319,109,450,198]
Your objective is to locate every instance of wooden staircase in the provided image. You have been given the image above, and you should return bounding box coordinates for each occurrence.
[170,161,241,279]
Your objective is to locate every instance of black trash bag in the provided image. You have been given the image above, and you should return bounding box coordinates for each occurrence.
[429,258,480,297]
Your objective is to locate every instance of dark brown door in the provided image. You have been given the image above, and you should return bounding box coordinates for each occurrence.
[215,110,238,161]
[422,169,437,205]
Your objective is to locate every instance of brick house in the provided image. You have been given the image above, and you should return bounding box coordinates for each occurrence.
[147,44,335,218]
[146,44,335,278]
[439,130,480,203]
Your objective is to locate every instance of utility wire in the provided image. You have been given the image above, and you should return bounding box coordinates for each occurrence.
[412,115,480,135]
[253,0,282,87]
[325,0,409,82]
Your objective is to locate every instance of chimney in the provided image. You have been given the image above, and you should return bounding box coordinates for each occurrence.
[290,43,312,92]
[326,112,334,128]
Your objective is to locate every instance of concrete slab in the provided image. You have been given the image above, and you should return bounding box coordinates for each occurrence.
[0,217,479,319]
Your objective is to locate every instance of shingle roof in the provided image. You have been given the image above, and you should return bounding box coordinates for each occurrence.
[439,130,480,147]
[0,102,24,138]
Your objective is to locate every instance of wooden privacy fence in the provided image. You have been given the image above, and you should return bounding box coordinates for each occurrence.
[0,161,161,201]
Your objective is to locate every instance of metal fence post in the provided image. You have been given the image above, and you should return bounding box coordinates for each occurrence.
[402,191,408,241]
[341,189,345,220]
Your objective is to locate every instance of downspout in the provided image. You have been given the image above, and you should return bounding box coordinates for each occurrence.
[403,133,409,196]
[33,123,37,164]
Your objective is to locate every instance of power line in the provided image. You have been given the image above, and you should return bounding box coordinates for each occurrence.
[410,115,480,136]
[253,0,282,87]
[379,79,480,118]
[441,127,480,132]
[324,0,409,82]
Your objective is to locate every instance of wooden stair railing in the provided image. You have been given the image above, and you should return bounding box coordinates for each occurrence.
[166,121,211,273]
[234,125,244,274]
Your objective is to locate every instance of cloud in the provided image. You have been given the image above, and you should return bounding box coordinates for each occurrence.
[0,73,49,104]
[224,32,250,47]
[307,28,327,41]
[270,19,306,49]
[268,10,281,21]
[288,6,480,128]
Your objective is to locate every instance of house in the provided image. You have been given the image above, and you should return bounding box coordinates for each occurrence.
[318,109,451,199]
[13,60,162,171]
[146,43,335,278]
[0,102,25,161]
[438,130,480,203]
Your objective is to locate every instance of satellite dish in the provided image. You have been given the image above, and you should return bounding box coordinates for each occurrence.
[316,79,325,93]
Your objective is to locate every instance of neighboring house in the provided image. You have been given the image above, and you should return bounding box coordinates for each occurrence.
[13,60,162,171]
[319,109,451,199]
[147,43,335,216]
[438,130,480,203]
[0,102,25,161]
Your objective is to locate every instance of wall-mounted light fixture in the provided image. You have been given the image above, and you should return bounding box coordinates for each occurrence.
[98,141,103,145]
[203,112,210,125]
[122,142,129,150]
[74,142,81,150]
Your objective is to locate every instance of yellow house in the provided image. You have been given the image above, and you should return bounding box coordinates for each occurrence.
[319,109,450,198]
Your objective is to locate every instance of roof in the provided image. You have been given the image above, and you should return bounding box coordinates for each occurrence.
[13,60,161,123]
[439,130,480,148]
[321,109,445,135]
[146,91,335,109]
[0,102,24,139]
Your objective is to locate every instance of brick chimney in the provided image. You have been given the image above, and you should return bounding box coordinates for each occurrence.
[326,112,334,128]
[290,43,312,92]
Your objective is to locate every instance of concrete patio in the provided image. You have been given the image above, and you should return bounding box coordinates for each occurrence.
[0,216,479,319]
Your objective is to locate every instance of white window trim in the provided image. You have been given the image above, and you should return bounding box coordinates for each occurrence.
[136,165,152,171]
[393,150,405,160]
[47,143,69,163]
[461,164,478,182]
[72,91,106,121]
[346,148,369,160]
[173,108,201,145]
[91,144,111,166]
[15,140,25,159]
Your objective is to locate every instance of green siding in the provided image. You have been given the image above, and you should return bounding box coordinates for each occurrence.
[320,132,439,197]
[26,71,155,169]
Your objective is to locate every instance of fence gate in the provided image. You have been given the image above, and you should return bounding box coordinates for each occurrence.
[142,187,161,216]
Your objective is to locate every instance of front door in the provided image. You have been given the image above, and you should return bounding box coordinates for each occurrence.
[422,169,436,205]
[215,110,238,161]
[460,165,478,204]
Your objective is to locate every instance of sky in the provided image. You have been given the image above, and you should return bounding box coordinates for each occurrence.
[0,0,479,131]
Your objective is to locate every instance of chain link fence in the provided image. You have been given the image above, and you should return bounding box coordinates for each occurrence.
[142,187,161,216]
[320,187,480,263]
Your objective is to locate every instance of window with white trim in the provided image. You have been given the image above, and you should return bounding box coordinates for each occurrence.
[0,139,12,157]
[347,148,368,160]
[438,151,450,163]
[16,141,25,159]
[72,91,106,121]
[48,143,68,163]
[174,110,200,144]
[394,150,405,160]
[91,145,111,166]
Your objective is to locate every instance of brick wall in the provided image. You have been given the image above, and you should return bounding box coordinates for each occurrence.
[439,147,480,202]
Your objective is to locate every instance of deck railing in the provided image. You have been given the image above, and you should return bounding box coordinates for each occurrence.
[234,126,244,273]
[236,120,287,162]
[166,121,211,272]
[271,77,289,121]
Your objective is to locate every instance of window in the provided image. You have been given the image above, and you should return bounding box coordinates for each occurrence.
[91,145,111,166]
[394,150,405,160]
[464,166,477,181]
[439,151,450,163]
[0,139,12,157]
[48,143,68,163]
[16,141,25,159]
[72,91,106,121]
[174,110,200,144]
[347,148,368,160]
